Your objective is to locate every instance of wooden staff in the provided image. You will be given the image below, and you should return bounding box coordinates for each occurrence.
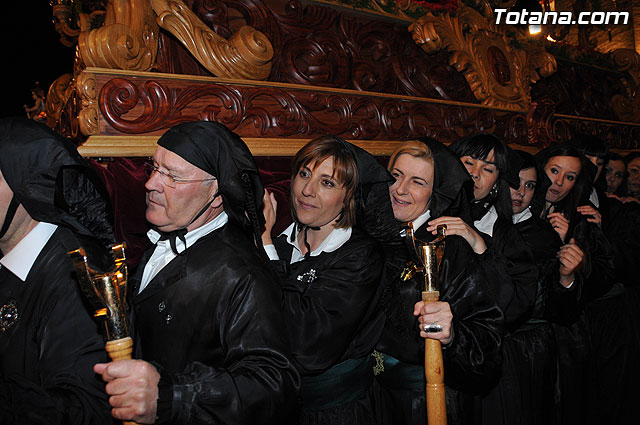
[404,223,447,425]
[421,242,447,425]
[68,244,137,425]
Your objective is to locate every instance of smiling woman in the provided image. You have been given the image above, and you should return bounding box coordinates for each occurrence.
[374,137,502,425]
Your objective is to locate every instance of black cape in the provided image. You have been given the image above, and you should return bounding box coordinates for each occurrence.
[131,222,299,425]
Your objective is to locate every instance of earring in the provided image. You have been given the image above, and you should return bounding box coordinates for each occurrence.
[489,184,498,198]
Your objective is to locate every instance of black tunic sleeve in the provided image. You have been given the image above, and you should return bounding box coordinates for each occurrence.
[273,230,384,374]
[0,229,112,425]
[477,218,538,330]
[516,217,582,325]
[377,234,503,395]
[570,215,615,304]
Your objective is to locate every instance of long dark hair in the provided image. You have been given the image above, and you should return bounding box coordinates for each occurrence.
[449,133,515,222]
[533,144,591,222]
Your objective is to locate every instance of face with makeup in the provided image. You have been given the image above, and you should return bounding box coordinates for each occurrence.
[460,149,498,201]
[291,157,347,230]
[605,159,625,194]
[510,167,537,214]
[389,154,435,223]
[543,155,581,204]
[627,157,640,195]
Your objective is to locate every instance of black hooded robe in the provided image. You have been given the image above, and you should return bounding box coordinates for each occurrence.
[374,228,503,425]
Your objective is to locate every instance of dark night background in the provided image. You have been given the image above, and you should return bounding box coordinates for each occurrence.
[2,3,76,118]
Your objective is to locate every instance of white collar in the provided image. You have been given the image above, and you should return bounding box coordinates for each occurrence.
[147,210,229,253]
[512,207,532,224]
[474,205,498,237]
[589,187,600,208]
[410,209,431,231]
[280,222,352,262]
[0,222,58,282]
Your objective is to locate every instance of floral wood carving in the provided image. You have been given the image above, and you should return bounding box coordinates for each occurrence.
[409,5,556,111]
[151,0,274,80]
[78,0,159,71]
[45,73,74,129]
[95,76,528,143]
[77,72,100,136]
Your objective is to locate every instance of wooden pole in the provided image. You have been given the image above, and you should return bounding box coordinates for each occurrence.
[422,290,447,425]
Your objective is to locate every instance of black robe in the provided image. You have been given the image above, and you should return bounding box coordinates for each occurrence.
[476,217,538,331]
[0,227,113,425]
[270,227,385,424]
[374,225,503,425]
[480,215,579,425]
[131,221,299,425]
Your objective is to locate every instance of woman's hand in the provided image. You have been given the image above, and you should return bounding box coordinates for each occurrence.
[577,205,602,226]
[547,212,570,243]
[557,237,584,287]
[261,190,277,246]
[427,216,487,254]
[413,300,454,345]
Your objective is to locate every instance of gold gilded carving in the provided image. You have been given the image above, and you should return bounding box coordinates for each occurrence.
[151,0,274,80]
[78,0,158,72]
[77,72,99,136]
[409,6,556,111]
[45,73,74,128]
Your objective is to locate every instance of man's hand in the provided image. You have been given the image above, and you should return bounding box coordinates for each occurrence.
[94,360,160,424]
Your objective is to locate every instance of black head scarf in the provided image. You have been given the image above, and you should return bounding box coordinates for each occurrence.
[332,138,402,248]
[0,117,115,269]
[416,137,474,221]
[156,121,265,248]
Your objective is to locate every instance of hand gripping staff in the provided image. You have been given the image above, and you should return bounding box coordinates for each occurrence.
[402,223,447,425]
[68,243,137,425]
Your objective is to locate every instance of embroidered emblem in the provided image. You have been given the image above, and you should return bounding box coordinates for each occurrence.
[371,350,384,376]
[158,301,166,312]
[296,268,317,284]
[0,300,19,332]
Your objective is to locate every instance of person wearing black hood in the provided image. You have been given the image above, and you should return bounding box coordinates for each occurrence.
[494,149,585,425]
[565,136,640,425]
[0,117,115,424]
[373,138,503,425]
[261,135,402,424]
[533,143,617,425]
[429,134,538,332]
[94,121,299,424]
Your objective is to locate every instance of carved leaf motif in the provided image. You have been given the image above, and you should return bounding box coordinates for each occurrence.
[78,0,159,71]
[409,5,557,111]
[151,0,273,80]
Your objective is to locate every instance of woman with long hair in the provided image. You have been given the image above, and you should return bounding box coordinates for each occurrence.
[534,143,618,425]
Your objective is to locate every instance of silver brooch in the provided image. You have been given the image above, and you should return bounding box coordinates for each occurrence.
[296,268,317,285]
[0,300,19,332]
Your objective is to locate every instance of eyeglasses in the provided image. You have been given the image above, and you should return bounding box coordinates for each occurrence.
[144,162,216,188]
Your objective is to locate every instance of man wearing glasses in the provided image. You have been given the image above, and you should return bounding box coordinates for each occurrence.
[94,121,299,424]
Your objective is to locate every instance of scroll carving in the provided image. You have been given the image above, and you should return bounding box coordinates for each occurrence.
[45,73,74,129]
[409,5,556,111]
[78,0,159,71]
[77,72,100,136]
[609,49,640,123]
[151,0,274,80]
